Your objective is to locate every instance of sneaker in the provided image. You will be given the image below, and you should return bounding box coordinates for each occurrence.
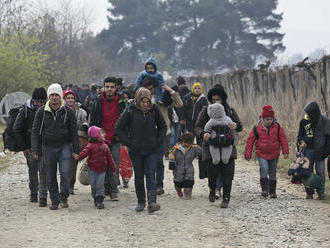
[157,187,165,195]
[306,194,313,200]
[220,199,229,208]
[60,200,69,208]
[176,189,183,198]
[49,204,58,210]
[110,193,119,201]
[317,193,326,200]
[261,191,269,198]
[30,194,38,203]
[39,198,47,207]
[135,203,145,212]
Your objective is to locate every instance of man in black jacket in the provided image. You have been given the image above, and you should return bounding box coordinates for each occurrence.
[31,83,79,210]
[297,101,330,199]
[89,77,126,200]
[13,88,47,205]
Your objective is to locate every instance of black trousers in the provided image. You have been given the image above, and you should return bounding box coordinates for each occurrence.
[208,158,235,200]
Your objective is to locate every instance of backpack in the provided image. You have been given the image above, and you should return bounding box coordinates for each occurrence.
[253,121,281,140]
[2,105,27,152]
[209,125,234,148]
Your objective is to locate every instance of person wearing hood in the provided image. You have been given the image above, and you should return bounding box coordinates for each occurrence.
[297,101,330,200]
[194,84,243,208]
[13,87,48,206]
[176,76,190,135]
[135,55,165,104]
[115,87,166,213]
[31,83,79,210]
[89,77,127,201]
[63,89,88,195]
[183,82,208,140]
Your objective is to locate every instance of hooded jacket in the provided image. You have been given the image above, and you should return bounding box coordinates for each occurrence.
[31,100,79,155]
[303,101,330,160]
[135,55,165,89]
[115,89,166,155]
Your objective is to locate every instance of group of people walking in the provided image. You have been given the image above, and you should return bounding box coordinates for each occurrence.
[10,55,330,213]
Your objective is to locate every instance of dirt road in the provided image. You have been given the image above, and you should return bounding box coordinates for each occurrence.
[1,153,330,248]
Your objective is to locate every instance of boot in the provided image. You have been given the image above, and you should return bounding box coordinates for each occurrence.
[260,178,269,198]
[49,203,59,210]
[135,203,145,212]
[175,186,183,198]
[60,199,69,208]
[135,190,146,212]
[30,193,38,203]
[110,193,119,201]
[96,196,105,209]
[220,197,230,208]
[39,198,47,207]
[183,188,192,200]
[209,189,216,202]
[147,190,161,213]
[269,180,277,199]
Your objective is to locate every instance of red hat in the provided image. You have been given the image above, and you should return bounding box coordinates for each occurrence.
[261,105,275,118]
[63,89,76,99]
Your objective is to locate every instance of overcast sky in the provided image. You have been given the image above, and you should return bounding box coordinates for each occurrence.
[29,0,330,60]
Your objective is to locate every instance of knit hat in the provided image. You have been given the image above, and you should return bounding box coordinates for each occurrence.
[261,105,275,118]
[32,87,47,101]
[207,84,228,103]
[207,103,226,119]
[88,126,102,139]
[177,76,186,86]
[192,82,203,95]
[47,83,63,98]
[135,87,152,109]
[63,89,76,99]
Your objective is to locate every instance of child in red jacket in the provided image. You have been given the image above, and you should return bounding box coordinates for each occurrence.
[77,126,116,209]
[245,105,289,198]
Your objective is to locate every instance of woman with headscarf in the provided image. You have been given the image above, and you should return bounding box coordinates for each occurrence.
[194,84,243,208]
[115,87,166,213]
[183,82,208,143]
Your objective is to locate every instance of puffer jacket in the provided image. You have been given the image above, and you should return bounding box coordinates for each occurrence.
[79,141,116,173]
[245,121,289,160]
[13,100,36,150]
[31,100,79,155]
[194,103,242,161]
[115,104,166,155]
[169,144,202,182]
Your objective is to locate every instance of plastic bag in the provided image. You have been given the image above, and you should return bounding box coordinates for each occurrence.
[78,160,90,186]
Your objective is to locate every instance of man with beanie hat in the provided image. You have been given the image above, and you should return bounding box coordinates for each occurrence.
[195,84,243,208]
[31,83,79,210]
[13,87,47,206]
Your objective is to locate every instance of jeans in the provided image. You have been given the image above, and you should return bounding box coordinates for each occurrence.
[88,168,106,198]
[156,141,165,188]
[208,159,235,200]
[216,175,223,191]
[70,158,78,190]
[303,148,325,195]
[257,157,278,180]
[42,143,72,205]
[104,142,120,193]
[129,152,158,203]
[170,122,179,150]
[26,153,47,198]
[154,87,165,103]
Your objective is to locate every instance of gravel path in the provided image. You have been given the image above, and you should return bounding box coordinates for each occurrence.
[1,153,330,248]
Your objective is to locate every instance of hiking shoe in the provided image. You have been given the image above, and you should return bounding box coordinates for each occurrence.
[39,198,47,207]
[317,193,326,200]
[157,187,165,195]
[220,199,229,208]
[148,203,161,213]
[209,190,216,203]
[110,193,119,201]
[49,204,58,210]
[261,191,269,198]
[135,203,145,212]
[269,193,277,199]
[30,194,38,203]
[306,194,313,200]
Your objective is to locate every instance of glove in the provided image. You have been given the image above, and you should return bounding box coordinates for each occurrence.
[169,161,176,170]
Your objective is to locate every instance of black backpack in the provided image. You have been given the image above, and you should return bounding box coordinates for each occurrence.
[253,121,281,140]
[2,105,27,152]
[209,125,234,148]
